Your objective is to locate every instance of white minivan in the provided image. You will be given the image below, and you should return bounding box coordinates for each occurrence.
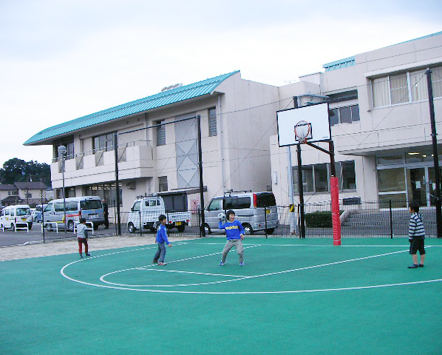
[0,205,33,230]
[43,196,105,231]
[203,191,279,235]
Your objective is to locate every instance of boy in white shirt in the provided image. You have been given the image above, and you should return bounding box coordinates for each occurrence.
[77,218,91,258]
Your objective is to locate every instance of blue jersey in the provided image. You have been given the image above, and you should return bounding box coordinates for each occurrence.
[156,224,170,244]
[218,220,244,240]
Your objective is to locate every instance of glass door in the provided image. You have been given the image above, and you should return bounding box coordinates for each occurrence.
[428,167,442,206]
[407,168,427,206]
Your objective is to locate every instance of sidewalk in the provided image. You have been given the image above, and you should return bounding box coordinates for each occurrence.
[0,235,197,262]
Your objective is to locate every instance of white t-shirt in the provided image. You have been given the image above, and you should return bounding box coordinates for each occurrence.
[77,223,88,239]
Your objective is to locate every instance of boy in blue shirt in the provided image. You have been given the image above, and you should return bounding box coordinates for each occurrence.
[153,214,172,266]
[218,210,245,266]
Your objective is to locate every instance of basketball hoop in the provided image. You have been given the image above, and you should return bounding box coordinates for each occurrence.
[294,120,312,143]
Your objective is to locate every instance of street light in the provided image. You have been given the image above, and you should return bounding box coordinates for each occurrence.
[57,145,67,234]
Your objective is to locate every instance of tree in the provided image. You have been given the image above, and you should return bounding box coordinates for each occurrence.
[0,158,51,186]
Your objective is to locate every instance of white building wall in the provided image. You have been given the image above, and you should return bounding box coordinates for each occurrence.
[270,32,442,207]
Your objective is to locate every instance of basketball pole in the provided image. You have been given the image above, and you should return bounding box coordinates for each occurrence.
[425,68,442,238]
[329,141,341,246]
[306,140,342,245]
[297,143,306,238]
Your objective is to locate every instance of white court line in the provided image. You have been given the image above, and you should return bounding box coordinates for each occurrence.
[99,245,260,287]
[60,243,442,294]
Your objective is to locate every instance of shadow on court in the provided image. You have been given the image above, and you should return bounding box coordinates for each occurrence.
[1,237,442,355]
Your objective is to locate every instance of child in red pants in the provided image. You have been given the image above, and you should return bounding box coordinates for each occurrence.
[77,218,91,258]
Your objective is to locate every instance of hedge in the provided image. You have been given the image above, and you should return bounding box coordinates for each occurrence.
[305,211,333,228]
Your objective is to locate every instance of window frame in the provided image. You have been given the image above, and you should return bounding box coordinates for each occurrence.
[372,65,442,108]
[156,120,166,146]
[293,160,356,193]
[208,107,217,137]
[93,133,115,153]
[330,105,360,126]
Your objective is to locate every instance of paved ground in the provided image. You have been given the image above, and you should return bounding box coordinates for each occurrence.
[0,232,197,261]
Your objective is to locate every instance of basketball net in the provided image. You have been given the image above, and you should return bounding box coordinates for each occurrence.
[294,120,311,144]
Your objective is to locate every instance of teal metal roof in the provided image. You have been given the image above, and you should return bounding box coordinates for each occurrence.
[323,56,356,72]
[24,71,239,145]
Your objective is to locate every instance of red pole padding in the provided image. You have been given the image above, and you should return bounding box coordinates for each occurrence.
[330,176,341,246]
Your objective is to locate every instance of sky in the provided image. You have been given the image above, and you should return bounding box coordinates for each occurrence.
[1,0,441,166]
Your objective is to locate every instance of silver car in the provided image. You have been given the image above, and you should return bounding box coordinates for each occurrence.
[203,191,279,235]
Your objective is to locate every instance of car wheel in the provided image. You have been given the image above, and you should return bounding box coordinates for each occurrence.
[265,228,274,234]
[128,222,136,233]
[177,225,185,233]
[242,223,253,235]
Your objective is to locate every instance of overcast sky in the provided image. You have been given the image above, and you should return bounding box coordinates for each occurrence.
[1,0,441,165]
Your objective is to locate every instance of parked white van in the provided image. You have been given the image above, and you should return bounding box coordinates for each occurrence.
[43,196,104,231]
[0,205,33,230]
[203,191,279,235]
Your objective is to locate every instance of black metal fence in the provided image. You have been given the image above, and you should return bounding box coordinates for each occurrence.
[108,200,439,238]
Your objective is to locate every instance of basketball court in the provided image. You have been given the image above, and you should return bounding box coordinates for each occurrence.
[2,236,442,354]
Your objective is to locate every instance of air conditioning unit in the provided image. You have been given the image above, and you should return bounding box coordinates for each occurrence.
[126,181,136,190]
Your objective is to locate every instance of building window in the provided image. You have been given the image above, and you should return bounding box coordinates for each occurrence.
[292,164,324,193]
[338,161,356,190]
[314,164,329,192]
[433,66,442,97]
[66,142,75,160]
[293,161,356,193]
[390,73,409,104]
[208,108,217,137]
[372,65,442,107]
[330,105,360,126]
[156,120,166,146]
[158,176,168,192]
[93,133,114,153]
[83,183,121,207]
[8,190,18,196]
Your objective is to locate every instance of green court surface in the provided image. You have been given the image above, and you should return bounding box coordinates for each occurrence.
[1,237,442,355]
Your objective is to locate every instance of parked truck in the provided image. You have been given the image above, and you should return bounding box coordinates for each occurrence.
[127,192,191,233]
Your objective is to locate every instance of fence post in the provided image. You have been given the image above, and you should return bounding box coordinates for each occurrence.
[264,207,268,239]
[139,209,142,236]
[389,200,393,239]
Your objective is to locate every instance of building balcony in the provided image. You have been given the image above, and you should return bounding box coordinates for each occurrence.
[51,141,154,189]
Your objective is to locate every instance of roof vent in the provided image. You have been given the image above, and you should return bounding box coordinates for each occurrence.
[161,83,183,92]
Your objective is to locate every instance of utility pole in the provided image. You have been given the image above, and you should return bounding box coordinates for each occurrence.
[114,133,121,235]
[426,68,442,238]
[197,115,206,237]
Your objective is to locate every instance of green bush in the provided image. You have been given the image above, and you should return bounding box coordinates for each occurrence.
[305,211,333,228]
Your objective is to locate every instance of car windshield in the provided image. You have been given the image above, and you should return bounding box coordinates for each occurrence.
[16,208,30,216]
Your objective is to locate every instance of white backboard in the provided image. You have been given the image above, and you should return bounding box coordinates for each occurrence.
[277,102,331,147]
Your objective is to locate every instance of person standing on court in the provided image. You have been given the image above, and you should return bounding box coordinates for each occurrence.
[218,210,245,266]
[153,214,172,266]
[102,199,109,229]
[77,218,91,258]
[408,201,426,269]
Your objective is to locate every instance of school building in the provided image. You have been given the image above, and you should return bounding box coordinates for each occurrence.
[271,31,442,209]
[25,31,442,214]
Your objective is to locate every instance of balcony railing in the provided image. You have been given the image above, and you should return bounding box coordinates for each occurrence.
[51,140,153,187]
